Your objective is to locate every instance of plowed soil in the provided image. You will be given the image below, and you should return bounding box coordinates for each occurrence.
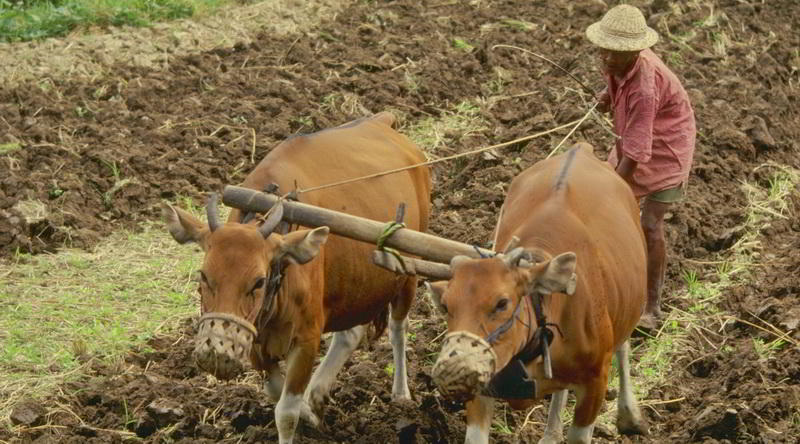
[2,0,799,443]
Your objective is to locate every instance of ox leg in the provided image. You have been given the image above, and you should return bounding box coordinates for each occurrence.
[464,395,494,444]
[565,385,595,444]
[566,421,594,444]
[389,315,411,400]
[276,344,319,444]
[615,340,648,435]
[263,360,284,402]
[306,325,366,413]
[262,359,319,427]
[566,354,612,444]
[538,389,568,444]
[389,278,416,400]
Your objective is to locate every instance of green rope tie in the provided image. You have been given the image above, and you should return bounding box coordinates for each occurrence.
[377,221,407,274]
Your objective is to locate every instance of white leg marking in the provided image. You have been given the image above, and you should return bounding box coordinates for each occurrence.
[566,385,594,444]
[616,340,647,434]
[305,325,366,411]
[275,391,302,444]
[566,423,594,444]
[464,396,493,444]
[389,316,411,400]
[465,424,490,444]
[538,389,568,444]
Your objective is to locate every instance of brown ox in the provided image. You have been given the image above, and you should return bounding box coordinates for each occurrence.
[164,112,431,444]
[427,143,648,444]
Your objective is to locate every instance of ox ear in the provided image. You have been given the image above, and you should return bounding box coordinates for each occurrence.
[424,281,448,315]
[533,252,577,296]
[163,203,209,247]
[276,226,330,265]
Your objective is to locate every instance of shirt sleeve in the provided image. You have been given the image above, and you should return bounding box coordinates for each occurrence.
[620,90,656,164]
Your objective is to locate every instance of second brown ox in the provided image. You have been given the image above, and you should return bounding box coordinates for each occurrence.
[164,112,431,444]
[427,143,648,444]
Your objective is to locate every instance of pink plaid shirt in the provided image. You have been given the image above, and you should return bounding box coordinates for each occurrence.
[606,49,696,198]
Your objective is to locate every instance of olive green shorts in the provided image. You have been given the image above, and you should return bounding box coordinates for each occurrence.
[646,184,685,204]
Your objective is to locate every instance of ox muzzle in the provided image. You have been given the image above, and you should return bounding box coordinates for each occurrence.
[193,312,257,380]
[431,331,497,401]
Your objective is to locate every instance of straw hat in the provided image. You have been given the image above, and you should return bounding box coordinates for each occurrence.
[586,5,659,52]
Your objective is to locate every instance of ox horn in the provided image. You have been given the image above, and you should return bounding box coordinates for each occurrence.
[449,255,471,270]
[258,200,285,238]
[502,236,521,254]
[207,193,222,232]
[502,247,531,268]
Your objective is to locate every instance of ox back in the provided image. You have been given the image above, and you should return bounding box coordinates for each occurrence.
[232,112,432,333]
[497,143,646,377]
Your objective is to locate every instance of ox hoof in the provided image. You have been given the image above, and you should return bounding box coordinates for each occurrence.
[391,388,412,403]
[617,415,648,436]
[300,402,320,428]
[390,394,415,408]
[307,389,331,415]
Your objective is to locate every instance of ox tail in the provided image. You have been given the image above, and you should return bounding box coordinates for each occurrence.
[369,305,390,342]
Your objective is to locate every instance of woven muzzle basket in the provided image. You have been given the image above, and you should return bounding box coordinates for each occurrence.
[431,331,497,400]
[193,312,257,380]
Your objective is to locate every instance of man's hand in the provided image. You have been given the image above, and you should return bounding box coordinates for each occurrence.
[596,88,611,113]
[616,155,637,185]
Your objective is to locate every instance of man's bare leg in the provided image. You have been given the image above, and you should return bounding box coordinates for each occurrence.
[640,198,671,327]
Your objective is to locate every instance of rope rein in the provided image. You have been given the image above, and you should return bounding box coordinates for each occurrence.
[492,44,619,140]
[295,110,594,195]
[545,102,598,159]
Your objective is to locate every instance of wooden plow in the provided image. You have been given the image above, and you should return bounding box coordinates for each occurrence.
[223,185,518,280]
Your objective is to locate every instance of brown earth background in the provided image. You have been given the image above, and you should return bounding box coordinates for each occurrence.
[1,0,799,442]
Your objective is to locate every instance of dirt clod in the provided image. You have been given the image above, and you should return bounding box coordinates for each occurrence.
[10,401,46,427]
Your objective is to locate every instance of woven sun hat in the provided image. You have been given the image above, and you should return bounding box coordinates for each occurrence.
[586,4,659,52]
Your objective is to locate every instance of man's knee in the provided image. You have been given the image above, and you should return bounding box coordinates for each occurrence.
[641,216,662,239]
[641,215,668,249]
[641,202,670,240]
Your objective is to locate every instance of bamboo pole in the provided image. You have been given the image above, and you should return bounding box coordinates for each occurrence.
[222,185,494,265]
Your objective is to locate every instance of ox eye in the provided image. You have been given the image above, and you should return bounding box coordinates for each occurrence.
[251,277,267,294]
[494,298,510,313]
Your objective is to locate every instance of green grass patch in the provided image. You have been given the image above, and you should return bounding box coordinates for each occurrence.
[452,37,474,52]
[666,51,685,67]
[500,19,534,31]
[0,217,202,426]
[0,142,21,154]
[491,404,515,435]
[0,0,232,42]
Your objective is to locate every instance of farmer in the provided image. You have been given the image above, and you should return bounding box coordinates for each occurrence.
[586,4,696,328]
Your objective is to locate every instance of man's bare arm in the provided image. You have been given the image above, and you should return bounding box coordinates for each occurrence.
[616,155,638,185]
